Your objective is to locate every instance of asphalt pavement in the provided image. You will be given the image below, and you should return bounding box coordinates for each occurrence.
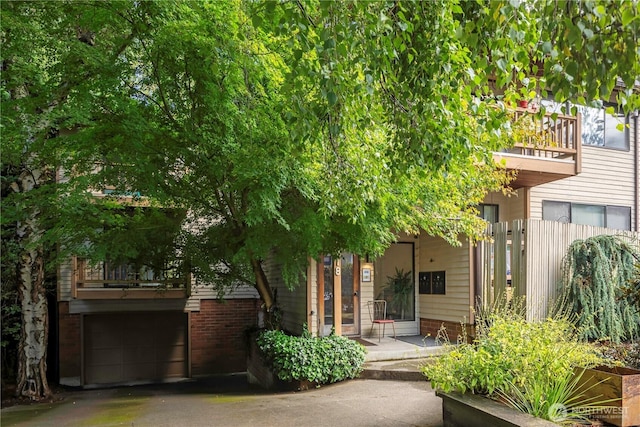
[1,375,444,427]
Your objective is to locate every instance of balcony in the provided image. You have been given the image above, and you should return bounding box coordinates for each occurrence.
[72,258,189,299]
[493,108,581,188]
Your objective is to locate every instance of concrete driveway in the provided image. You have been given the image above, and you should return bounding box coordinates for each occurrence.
[1,375,443,427]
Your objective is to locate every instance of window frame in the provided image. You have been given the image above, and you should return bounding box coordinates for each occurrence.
[576,103,629,151]
[478,203,499,223]
[542,200,631,231]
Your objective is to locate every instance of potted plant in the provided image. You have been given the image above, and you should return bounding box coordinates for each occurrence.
[379,268,413,319]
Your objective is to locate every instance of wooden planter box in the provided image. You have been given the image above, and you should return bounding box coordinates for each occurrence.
[575,366,640,427]
[437,391,557,427]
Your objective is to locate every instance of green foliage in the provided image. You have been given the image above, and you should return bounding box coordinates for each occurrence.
[560,235,640,343]
[499,368,619,425]
[256,328,366,385]
[378,268,413,319]
[2,1,639,392]
[4,0,638,307]
[1,227,21,382]
[622,260,640,311]
[423,299,604,396]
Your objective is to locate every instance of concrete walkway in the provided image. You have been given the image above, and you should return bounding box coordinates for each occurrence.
[1,375,443,427]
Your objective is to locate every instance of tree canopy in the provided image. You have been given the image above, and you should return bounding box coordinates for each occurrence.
[1,0,639,398]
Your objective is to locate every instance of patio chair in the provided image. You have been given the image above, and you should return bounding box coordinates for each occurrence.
[367,300,396,342]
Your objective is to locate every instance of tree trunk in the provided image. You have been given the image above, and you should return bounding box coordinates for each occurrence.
[13,172,51,399]
[250,257,279,329]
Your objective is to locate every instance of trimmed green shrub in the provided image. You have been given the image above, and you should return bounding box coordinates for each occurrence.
[256,328,366,385]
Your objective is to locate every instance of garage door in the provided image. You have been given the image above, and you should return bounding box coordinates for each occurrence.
[84,312,187,385]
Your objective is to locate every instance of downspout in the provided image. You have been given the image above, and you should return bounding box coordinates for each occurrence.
[635,111,639,232]
[306,257,313,335]
[469,242,476,326]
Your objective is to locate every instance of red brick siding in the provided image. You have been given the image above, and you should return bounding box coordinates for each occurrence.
[420,318,474,343]
[58,302,81,379]
[190,299,260,376]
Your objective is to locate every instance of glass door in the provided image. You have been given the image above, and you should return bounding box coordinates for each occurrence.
[321,253,360,336]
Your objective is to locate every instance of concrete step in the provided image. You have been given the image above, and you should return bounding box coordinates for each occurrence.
[360,357,434,381]
[361,336,445,362]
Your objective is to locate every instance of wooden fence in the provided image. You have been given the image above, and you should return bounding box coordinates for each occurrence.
[481,219,639,320]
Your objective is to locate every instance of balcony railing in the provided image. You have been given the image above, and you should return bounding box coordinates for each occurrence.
[494,107,581,188]
[72,257,189,299]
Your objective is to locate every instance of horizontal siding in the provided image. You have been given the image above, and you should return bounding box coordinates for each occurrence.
[58,260,74,301]
[417,235,471,324]
[635,114,640,231]
[530,142,638,230]
[188,283,259,300]
[68,299,189,314]
[308,259,319,336]
[264,255,306,335]
[360,265,376,338]
[277,281,307,335]
[482,188,525,223]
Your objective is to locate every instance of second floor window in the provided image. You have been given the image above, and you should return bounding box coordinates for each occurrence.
[577,104,628,150]
[542,201,631,231]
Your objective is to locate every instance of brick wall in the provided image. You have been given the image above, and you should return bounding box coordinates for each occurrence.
[58,301,81,379]
[58,298,260,382]
[190,299,260,376]
[420,318,475,343]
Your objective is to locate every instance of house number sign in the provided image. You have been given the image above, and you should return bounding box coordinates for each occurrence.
[335,266,341,276]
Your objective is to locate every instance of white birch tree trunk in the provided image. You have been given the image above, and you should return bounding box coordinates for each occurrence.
[13,169,51,399]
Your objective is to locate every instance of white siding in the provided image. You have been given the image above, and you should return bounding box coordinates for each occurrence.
[417,235,472,324]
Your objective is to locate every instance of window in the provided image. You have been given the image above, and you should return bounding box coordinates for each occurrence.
[542,201,631,230]
[576,104,628,150]
[478,204,499,223]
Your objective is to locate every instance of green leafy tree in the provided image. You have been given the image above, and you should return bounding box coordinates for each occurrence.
[2,0,638,399]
